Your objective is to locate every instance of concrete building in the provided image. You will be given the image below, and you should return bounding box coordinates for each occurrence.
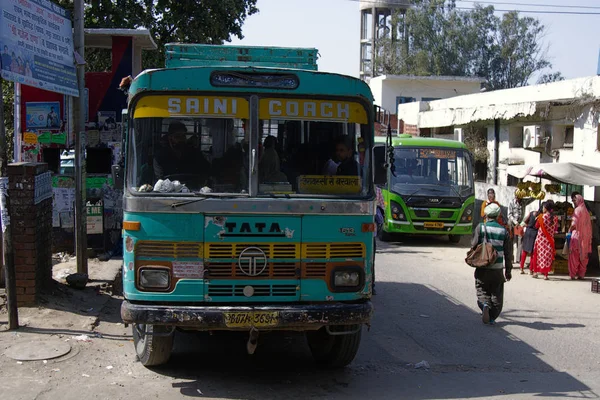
[369,74,484,134]
[396,76,600,203]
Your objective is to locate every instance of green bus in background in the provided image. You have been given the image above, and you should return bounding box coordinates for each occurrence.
[374,135,475,243]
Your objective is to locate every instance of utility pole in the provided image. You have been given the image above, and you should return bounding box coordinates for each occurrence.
[73,0,87,276]
[0,76,18,329]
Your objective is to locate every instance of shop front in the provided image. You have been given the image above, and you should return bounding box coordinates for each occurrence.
[508,162,600,276]
[15,29,157,254]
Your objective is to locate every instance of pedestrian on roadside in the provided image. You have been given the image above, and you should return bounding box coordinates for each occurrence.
[480,188,505,226]
[471,203,512,325]
[519,205,542,274]
[507,190,523,263]
[568,193,592,280]
[532,200,558,280]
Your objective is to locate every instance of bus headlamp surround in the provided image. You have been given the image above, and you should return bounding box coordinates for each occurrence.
[461,204,474,222]
[331,267,364,292]
[390,201,407,221]
[139,268,171,290]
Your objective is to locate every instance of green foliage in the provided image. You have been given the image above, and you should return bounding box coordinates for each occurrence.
[537,71,565,85]
[2,79,14,163]
[55,0,259,70]
[375,1,559,90]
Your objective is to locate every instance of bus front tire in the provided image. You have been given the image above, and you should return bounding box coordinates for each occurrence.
[449,235,462,244]
[307,326,362,368]
[378,229,393,242]
[133,324,174,367]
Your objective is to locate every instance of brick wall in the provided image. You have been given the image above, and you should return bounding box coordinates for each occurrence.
[8,163,53,306]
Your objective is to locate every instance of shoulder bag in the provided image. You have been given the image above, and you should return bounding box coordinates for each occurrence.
[465,224,498,268]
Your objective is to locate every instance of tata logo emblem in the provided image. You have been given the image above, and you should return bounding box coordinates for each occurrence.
[430,210,440,218]
[429,198,441,203]
[238,247,268,277]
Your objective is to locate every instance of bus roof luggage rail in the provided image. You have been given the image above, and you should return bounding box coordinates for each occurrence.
[165,44,319,70]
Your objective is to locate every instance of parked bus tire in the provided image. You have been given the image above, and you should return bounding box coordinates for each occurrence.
[132,324,174,367]
[306,326,362,368]
[449,235,462,244]
[378,229,393,242]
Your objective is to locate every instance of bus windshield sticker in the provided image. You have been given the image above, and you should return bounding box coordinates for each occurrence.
[297,175,362,195]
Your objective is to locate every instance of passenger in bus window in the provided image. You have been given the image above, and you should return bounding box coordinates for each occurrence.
[259,136,288,183]
[153,121,210,181]
[335,136,359,176]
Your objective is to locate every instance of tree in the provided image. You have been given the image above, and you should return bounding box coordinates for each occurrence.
[537,71,565,84]
[375,1,559,90]
[55,0,259,70]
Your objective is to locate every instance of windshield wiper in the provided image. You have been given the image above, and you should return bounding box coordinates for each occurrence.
[443,183,463,203]
[170,193,242,208]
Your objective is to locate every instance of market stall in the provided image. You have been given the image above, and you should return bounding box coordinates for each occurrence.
[507,162,600,274]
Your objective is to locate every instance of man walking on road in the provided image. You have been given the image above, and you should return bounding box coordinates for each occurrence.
[471,203,512,325]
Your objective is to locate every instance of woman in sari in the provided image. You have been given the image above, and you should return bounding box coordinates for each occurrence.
[519,205,542,274]
[568,194,592,280]
[532,200,558,280]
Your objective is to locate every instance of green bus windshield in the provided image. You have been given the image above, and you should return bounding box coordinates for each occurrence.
[391,147,474,199]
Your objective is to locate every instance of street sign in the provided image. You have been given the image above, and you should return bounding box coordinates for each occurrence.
[0,0,78,96]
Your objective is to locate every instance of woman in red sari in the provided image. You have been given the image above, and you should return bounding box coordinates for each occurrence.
[568,194,592,280]
[532,200,558,280]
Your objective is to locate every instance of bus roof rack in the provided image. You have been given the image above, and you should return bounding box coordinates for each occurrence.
[165,44,319,71]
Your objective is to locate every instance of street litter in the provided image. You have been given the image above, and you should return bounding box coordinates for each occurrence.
[82,374,90,377]
[43,360,47,364]
[106,365,113,370]
[74,335,91,342]
[16,361,22,365]
[51,369,60,372]
[415,360,430,370]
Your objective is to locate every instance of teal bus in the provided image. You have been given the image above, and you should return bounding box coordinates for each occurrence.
[374,135,475,242]
[118,45,375,367]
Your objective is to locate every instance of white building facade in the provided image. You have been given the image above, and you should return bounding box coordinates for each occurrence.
[397,76,600,203]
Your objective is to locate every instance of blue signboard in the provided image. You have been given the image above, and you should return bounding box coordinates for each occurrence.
[0,0,77,97]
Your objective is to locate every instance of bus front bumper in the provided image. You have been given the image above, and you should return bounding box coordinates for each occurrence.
[385,220,472,235]
[121,300,373,331]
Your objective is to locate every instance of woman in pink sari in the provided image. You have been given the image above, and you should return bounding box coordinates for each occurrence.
[568,194,592,280]
[533,200,558,280]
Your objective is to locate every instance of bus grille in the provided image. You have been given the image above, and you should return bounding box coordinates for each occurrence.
[205,262,299,278]
[206,243,299,259]
[302,243,364,259]
[208,284,297,297]
[135,241,203,259]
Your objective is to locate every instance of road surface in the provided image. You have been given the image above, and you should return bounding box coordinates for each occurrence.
[1,237,599,399]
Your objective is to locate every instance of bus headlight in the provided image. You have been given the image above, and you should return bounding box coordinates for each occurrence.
[461,205,474,222]
[139,268,171,290]
[331,267,364,292]
[390,201,407,221]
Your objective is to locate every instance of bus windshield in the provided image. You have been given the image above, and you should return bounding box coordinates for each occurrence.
[128,95,372,197]
[390,147,473,198]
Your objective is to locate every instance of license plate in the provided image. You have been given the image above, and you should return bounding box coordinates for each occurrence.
[224,311,279,328]
[424,222,445,229]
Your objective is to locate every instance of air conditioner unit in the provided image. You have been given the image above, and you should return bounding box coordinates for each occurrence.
[523,125,543,148]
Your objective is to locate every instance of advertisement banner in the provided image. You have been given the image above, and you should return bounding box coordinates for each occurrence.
[0,0,77,97]
[26,101,60,129]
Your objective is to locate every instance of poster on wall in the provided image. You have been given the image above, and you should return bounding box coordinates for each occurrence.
[26,102,61,130]
[0,0,78,97]
[98,111,117,131]
[86,201,103,234]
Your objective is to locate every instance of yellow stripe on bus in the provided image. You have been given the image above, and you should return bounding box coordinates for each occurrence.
[134,96,250,118]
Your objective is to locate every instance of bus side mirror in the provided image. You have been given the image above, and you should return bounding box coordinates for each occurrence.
[112,164,124,190]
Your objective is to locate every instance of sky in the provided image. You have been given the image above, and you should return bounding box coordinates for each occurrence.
[229,0,600,80]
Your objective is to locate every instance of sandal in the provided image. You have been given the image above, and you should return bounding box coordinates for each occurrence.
[520,269,525,274]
